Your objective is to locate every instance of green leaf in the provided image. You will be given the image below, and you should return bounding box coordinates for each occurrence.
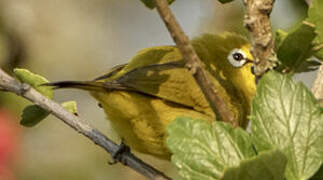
[62,101,78,115]
[275,29,288,51]
[13,68,53,99]
[140,0,175,9]
[276,21,320,73]
[167,117,255,180]
[250,71,323,180]
[218,0,234,4]
[222,149,287,180]
[20,105,50,127]
[308,0,323,59]
[14,69,54,127]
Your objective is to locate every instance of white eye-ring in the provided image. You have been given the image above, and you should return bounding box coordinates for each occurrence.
[227,48,248,67]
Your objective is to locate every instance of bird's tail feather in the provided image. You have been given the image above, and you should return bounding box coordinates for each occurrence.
[43,81,106,91]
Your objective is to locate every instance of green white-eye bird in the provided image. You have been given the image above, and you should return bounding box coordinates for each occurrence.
[47,33,256,159]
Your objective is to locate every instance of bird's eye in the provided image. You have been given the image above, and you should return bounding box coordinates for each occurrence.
[227,48,248,67]
[233,52,244,61]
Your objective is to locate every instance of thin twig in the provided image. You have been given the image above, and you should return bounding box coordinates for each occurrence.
[244,0,276,78]
[153,0,238,127]
[312,65,323,99]
[0,69,171,180]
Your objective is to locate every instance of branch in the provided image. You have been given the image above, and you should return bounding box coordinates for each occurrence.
[312,65,323,99]
[153,0,238,127]
[0,69,171,180]
[244,0,275,78]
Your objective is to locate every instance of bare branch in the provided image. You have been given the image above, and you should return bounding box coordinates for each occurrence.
[153,0,238,127]
[244,0,276,77]
[312,65,323,99]
[0,68,171,180]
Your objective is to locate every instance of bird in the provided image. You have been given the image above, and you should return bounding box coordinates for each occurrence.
[46,33,256,159]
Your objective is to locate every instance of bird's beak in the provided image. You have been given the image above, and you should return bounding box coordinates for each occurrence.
[245,58,253,64]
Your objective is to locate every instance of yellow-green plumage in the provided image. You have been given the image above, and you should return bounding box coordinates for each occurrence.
[50,33,256,159]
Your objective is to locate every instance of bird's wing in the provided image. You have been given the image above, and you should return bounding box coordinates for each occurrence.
[93,64,127,81]
[94,45,241,118]
[105,61,225,116]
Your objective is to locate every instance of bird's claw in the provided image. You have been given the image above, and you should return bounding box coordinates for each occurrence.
[108,140,131,165]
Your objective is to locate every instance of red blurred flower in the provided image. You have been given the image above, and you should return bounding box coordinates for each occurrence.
[0,109,20,180]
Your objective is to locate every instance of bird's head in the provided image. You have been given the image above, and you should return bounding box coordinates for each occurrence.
[192,33,256,104]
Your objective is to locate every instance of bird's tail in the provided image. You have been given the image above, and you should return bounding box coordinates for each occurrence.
[43,81,106,92]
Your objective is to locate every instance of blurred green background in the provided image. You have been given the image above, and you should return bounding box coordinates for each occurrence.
[0,0,313,179]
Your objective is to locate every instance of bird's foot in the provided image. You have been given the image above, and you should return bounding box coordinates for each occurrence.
[108,140,131,165]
